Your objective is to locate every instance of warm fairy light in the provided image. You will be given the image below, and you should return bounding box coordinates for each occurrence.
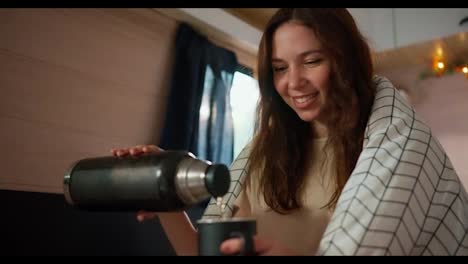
[432,57,446,77]
[432,45,446,77]
[463,66,468,79]
[436,46,443,57]
[423,45,468,80]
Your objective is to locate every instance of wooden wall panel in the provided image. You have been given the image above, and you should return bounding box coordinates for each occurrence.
[0,8,258,194]
[0,8,177,193]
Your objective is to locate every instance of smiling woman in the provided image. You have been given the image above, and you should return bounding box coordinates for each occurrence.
[271,22,331,126]
[200,8,468,256]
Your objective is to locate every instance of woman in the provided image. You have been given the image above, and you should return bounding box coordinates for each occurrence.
[113,8,468,255]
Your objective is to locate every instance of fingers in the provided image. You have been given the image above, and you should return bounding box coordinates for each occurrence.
[220,237,244,255]
[129,145,145,156]
[110,145,162,157]
[220,235,272,256]
[136,210,159,222]
[110,148,130,157]
[142,145,163,153]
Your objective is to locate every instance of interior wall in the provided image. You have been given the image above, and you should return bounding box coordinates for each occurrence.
[378,66,468,189]
[0,8,258,195]
[0,8,178,193]
[0,8,180,256]
[0,8,258,255]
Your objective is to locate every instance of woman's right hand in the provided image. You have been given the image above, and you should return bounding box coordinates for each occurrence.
[110,144,164,222]
[111,144,163,158]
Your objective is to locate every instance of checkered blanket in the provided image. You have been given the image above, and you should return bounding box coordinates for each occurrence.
[202,76,468,255]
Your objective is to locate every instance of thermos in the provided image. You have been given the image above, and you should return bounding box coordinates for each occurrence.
[63,151,231,212]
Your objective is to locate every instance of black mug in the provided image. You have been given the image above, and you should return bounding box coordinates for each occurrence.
[197,217,257,256]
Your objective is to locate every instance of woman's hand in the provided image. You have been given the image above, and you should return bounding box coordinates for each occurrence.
[220,235,298,256]
[111,144,163,158]
[111,144,164,222]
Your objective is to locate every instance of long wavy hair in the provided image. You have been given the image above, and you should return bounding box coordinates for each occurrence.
[246,8,376,213]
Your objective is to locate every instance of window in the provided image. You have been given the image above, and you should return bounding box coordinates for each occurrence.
[230,70,260,158]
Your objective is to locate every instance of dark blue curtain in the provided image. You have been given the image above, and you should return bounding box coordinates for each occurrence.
[159,22,237,167]
[159,23,238,221]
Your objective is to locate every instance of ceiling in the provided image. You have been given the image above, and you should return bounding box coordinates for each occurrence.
[223,8,468,73]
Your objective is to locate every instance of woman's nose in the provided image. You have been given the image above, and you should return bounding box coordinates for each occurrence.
[288,67,305,89]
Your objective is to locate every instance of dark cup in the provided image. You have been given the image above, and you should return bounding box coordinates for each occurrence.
[197,217,257,256]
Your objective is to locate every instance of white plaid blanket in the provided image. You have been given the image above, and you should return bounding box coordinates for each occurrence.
[202,76,468,255]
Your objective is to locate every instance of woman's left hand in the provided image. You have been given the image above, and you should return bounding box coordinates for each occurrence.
[220,235,297,256]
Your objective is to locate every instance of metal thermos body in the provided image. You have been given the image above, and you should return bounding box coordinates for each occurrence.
[63,151,230,212]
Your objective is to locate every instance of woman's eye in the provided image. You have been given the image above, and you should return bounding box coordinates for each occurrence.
[305,59,323,65]
[273,66,287,73]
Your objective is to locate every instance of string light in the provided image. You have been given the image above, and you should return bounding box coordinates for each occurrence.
[462,66,468,79]
[431,45,446,77]
[432,58,446,77]
[421,60,468,80]
[422,45,468,80]
[435,44,444,57]
[462,66,468,74]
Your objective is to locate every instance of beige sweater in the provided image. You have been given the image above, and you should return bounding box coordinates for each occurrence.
[233,137,335,255]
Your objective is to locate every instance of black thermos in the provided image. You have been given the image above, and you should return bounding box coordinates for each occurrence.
[63,151,230,212]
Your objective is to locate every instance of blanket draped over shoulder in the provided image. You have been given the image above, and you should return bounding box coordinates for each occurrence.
[202,76,468,255]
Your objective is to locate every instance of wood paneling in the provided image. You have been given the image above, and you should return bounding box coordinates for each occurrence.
[154,8,258,70]
[0,8,177,193]
[223,8,278,31]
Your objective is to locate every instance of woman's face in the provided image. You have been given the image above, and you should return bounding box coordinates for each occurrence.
[271,21,331,123]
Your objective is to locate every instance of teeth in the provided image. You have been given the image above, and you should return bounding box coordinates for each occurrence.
[293,93,316,104]
[296,95,312,103]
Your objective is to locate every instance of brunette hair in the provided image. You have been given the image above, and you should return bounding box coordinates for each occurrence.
[247,8,376,213]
